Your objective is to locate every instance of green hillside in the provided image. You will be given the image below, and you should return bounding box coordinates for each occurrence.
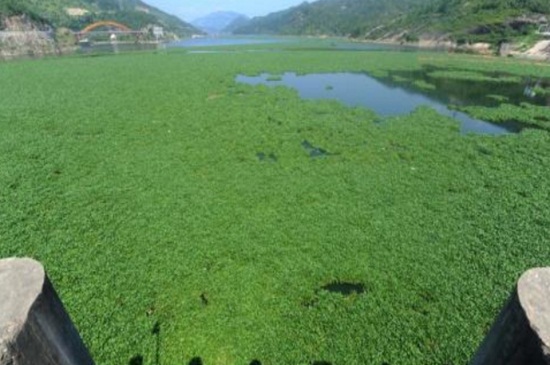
[380,0,550,45]
[233,0,550,46]
[233,0,426,37]
[0,0,200,37]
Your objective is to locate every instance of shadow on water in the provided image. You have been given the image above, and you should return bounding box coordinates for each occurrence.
[187,357,262,365]
[129,321,161,365]
[189,357,203,365]
[129,355,143,365]
[321,281,366,296]
[152,321,161,365]
[236,70,550,135]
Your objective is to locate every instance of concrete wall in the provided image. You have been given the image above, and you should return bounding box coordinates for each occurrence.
[470,268,550,365]
[1,257,549,365]
[0,258,95,365]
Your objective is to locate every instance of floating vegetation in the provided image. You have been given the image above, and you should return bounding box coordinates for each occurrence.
[413,79,436,91]
[266,74,283,81]
[1,43,550,365]
[533,86,550,97]
[487,94,510,102]
[427,70,522,83]
[458,103,550,131]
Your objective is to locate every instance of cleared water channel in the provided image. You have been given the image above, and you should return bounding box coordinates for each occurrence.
[236,72,535,135]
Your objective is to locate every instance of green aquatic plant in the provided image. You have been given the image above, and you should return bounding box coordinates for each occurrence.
[266,74,283,81]
[486,94,509,102]
[1,45,550,365]
[413,79,437,91]
[533,86,550,97]
[391,75,409,83]
[459,102,550,131]
[427,70,522,83]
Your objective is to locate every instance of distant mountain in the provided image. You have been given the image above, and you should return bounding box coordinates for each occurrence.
[222,15,251,34]
[191,11,249,34]
[0,0,201,37]
[232,0,427,37]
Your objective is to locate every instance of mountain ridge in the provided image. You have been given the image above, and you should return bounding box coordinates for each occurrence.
[232,0,427,37]
[191,11,249,34]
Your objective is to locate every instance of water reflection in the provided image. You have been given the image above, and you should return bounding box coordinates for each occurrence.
[523,77,550,104]
[389,67,550,108]
[236,72,524,135]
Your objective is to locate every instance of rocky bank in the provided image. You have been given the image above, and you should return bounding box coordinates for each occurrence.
[0,15,73,60]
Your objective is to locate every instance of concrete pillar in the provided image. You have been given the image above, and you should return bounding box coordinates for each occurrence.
[470,268,550,365]
[0,258,95,365]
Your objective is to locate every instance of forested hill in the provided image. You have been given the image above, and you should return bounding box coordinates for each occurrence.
[0,0,200,37]
[384,0,550,44]
[233,0,550,45]
[232,0,427,37]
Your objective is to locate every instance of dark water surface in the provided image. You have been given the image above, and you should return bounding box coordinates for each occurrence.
[392,68,550,108]
[236,72,539,134]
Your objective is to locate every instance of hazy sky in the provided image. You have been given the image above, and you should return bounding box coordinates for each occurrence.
[147,0,308,22]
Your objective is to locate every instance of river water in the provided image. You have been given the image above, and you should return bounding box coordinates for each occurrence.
[236,72,529,135]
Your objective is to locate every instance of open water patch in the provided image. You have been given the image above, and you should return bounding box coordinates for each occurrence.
[301,140,331,158]
[236,72,533,135]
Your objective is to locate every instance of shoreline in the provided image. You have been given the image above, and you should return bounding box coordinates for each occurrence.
[356,36,550,62]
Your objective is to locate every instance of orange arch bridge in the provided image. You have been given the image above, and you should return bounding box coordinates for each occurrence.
[80,21,132,34]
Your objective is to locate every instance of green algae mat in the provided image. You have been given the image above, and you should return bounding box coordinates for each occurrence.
[1,45,549,365]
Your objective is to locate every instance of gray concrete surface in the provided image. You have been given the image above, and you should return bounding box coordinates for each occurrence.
[470,267,550,365]
[0,258,95,365]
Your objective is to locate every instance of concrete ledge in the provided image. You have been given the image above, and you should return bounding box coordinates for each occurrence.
[0,258,94,365]
[1,258,549,365]
[470,268,550,365]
